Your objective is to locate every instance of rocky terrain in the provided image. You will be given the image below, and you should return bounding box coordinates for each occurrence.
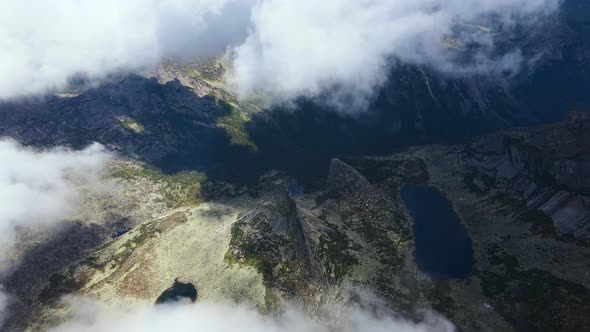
[1,3,590,329]
[2,1,590,187]
[461,112,590,240]
[1,113,587,331]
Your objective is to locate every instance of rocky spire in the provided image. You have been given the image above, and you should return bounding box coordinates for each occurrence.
[326,158,372,197]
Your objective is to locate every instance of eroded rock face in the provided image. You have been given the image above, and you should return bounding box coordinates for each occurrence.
[225,191,326,311]
[327,158,372,197]
[225,159,420,316]
[462,113,590,240]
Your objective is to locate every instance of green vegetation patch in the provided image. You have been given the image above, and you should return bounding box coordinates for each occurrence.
[117,116,145,134]
[163,57,262,150]
[207,91,258,150]
[316,222,359,283]
[163,57,226,83]
[216,105,257,150]
[110,163,206,208]
[337,194,411,271]
[224,208,312,313]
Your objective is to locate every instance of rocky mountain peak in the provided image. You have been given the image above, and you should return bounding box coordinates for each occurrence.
[327,158,372,198]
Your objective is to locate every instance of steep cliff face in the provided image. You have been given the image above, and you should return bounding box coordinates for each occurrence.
[462,112,590,240]
[326,158,373,197]
[224,190,326,311]
[377,0,590,139]
[226,158,430,318]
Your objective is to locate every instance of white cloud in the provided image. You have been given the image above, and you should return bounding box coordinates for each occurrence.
[0,140,111,328]
[0,0,250,99]
[48,297,455,332]
[0,0,561,106]
[0,140,112,257]
[228,0,561,109]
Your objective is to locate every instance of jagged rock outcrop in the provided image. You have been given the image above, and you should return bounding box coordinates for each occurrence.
[461,113,590,240]
[226,191,324,288]
[226,188,359,313]
[326,158,372,197]
[226,159,418,314]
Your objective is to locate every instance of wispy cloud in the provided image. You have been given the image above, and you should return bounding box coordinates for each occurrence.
[228,0,561,109]
[0,0,561,109]
[0,140,111,328]
[48,297,455,332]
[0,0,249,99]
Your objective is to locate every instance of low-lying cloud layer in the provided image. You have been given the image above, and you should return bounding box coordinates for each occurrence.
[0,140,111,262]
[0,140,111,328]
[0,0,250,99]
[229,0,560,109]
[49,297,455,332]
[0,0,561,108]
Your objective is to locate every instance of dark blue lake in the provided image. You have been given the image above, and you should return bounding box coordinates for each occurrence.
[400,184,474,279]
